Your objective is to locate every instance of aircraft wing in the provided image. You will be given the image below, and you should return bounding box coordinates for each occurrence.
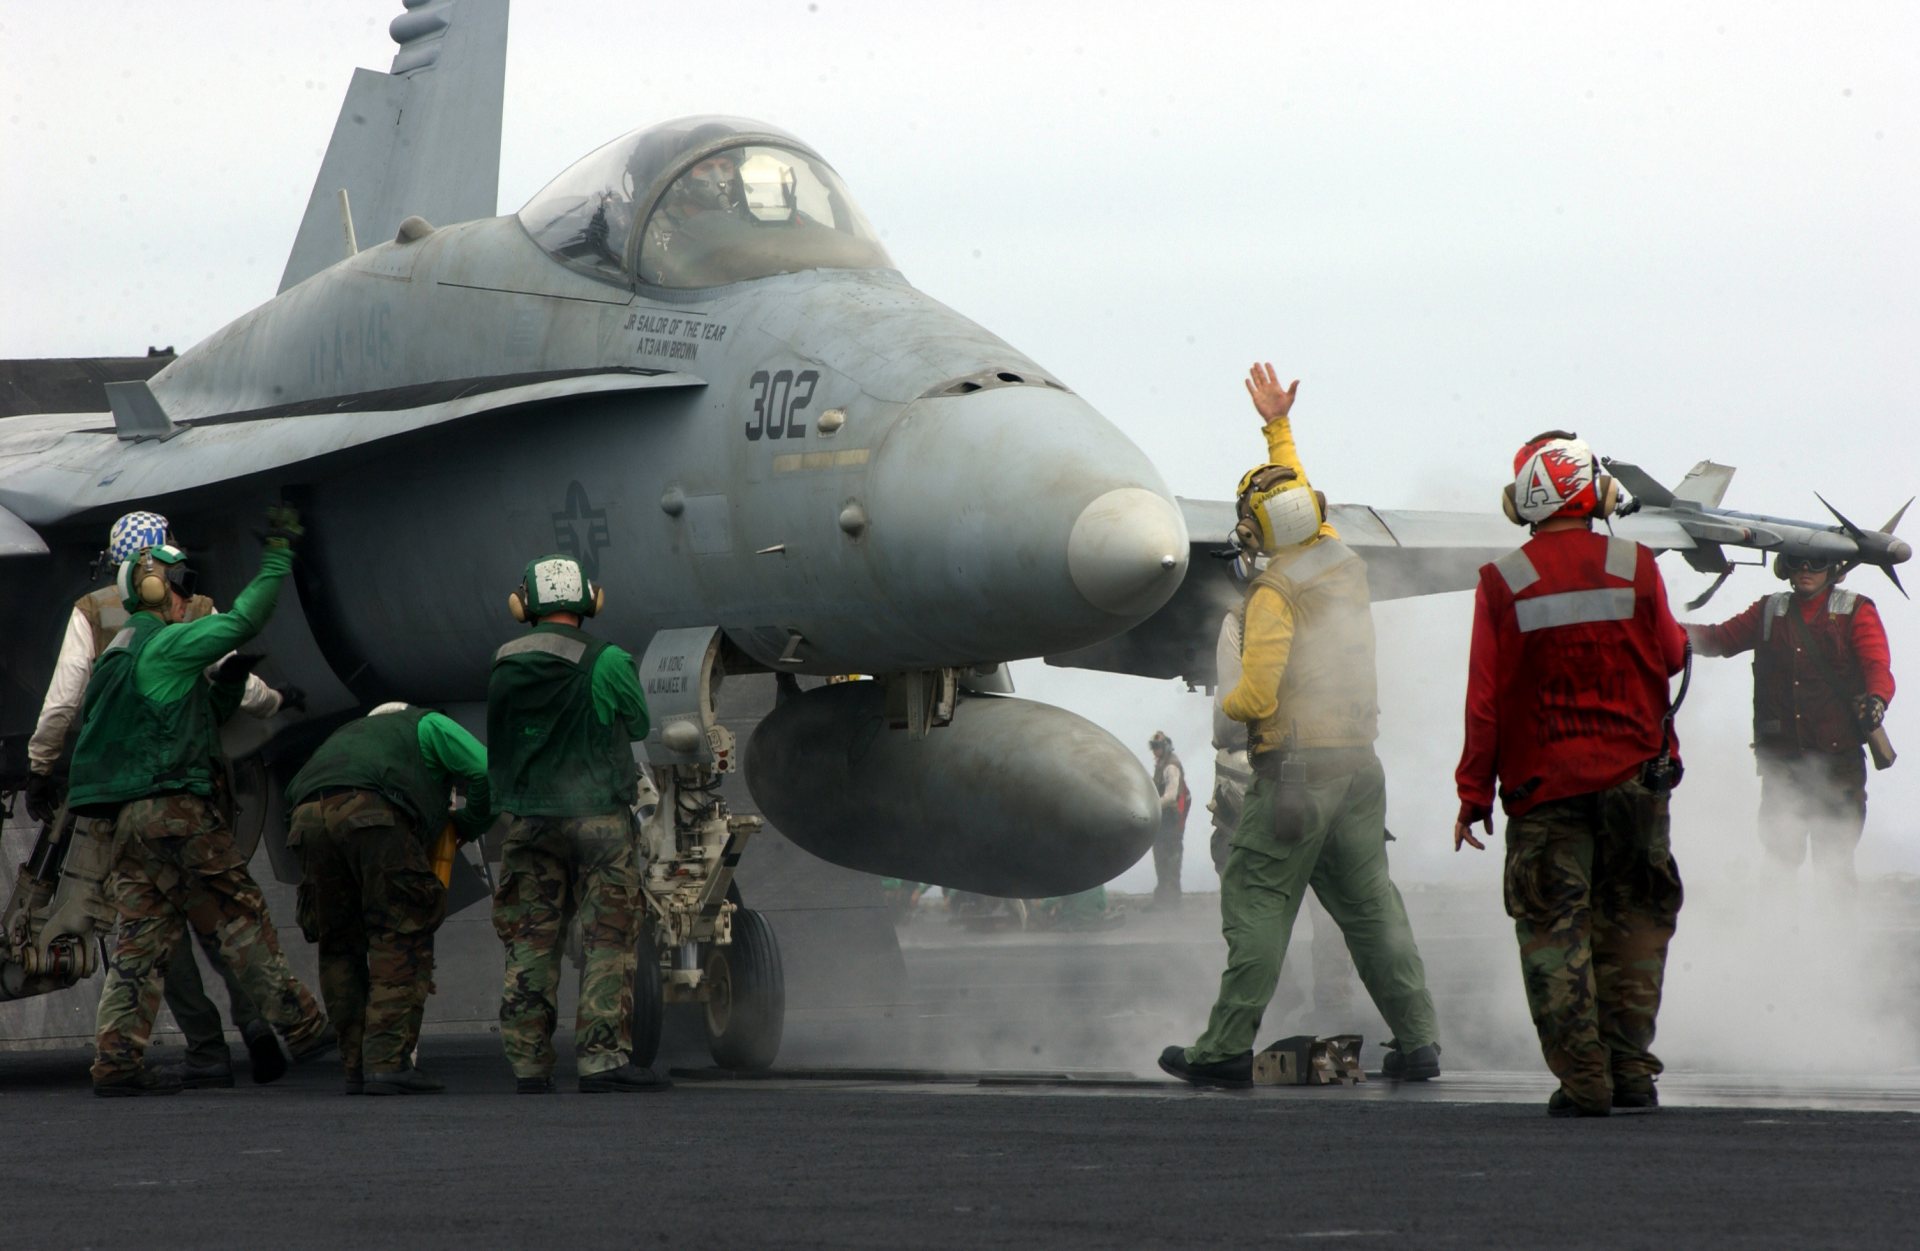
[0,368,703,531]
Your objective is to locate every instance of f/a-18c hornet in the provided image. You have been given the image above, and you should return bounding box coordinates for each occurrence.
[0,0,1904,1069]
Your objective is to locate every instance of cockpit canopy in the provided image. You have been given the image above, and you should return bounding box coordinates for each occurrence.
[518,115,893,289]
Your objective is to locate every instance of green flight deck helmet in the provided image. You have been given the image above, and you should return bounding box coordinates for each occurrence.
[508,554,604,622]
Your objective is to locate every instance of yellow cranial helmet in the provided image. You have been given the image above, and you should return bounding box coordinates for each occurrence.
[1233,463,1323,554]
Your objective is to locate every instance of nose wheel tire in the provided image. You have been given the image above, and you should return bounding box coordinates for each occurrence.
[703,906,785,1071]
[631,929,663,1069]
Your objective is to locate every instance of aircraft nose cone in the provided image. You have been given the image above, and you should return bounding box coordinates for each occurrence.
[1068,487,1189,615]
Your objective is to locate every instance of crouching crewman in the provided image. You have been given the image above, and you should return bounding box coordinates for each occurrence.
[286,703,494,1095]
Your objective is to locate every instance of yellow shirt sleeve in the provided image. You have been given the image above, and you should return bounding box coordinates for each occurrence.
[1262,419,1340,541]
[1221,586,1296,723]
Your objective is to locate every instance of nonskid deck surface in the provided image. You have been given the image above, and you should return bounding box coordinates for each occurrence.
[0,1032,1914,1251]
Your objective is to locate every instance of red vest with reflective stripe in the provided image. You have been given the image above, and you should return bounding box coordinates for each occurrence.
[1752,589,1866,754]
[1481,530,1678,810]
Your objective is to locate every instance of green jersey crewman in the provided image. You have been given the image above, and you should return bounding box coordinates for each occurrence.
[286,703,494,1095]
[488,554,663,1094]
[68,506,329,1096]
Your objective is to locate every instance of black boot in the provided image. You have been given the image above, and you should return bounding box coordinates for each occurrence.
[364,1065,446,1095]
[579,1063,673,1093]
[1157,1045,1253,1089]
[1612,1081,1659,1112]
[517,1076,556,1095]
[162,1055,236,1089]
[242,1020,288,1086]
[1547,1088,1610,1118]
[94,1067,185,1098]
[1381,1040,1442,1082]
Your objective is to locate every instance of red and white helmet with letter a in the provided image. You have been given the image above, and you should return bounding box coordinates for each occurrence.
[1507,432,1612,524]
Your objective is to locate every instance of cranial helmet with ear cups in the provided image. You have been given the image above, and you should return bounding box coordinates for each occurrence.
[507,554,606,623]
[1233,463,1325,553]
[117,544,195,612]
[1502,431,1618,526]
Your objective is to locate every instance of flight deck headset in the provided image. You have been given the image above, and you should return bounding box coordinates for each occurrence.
[1501,430,1619,526]
[507,555,606,623]
[117,544,197,611]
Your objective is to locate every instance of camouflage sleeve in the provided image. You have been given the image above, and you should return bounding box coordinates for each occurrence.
[591,644,652,741]
[417,712,494,839]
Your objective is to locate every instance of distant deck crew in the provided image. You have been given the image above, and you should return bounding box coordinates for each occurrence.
[67,506,329,1096]
[1160,364,1441,1089]
[1147,731,1190,908]
[1686,554,1895,888]
[1453,433,1688,1117]
[488,554,663,1093]
[287,703,493,1095]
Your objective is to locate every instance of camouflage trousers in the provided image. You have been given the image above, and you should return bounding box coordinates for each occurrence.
[92,793,327,1084]
[291,791,446,1076]
[1189,754,1438,1064]
[1503,778,1684,1112]
[491,812,639,1079]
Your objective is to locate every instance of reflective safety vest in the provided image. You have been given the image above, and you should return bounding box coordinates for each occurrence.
[1468,529,1684,814]
[1236,537,1380,755]
[1752,588,1868,755]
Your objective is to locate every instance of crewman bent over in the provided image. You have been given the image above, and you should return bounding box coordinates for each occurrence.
[67,506,329,1096]
[1453,433,1688,1117]
[287,703,493,1094]
[1160,364,1442,1088]
[489,555,663,1093]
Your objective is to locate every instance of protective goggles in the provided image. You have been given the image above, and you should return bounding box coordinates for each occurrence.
[1783,556,1833,573]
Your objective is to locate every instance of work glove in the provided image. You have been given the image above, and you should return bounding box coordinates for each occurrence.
[277,685,308,715]
[264,503,304,551]
[1856,695,1887,730]
[208,652,264,685]
[25,771,62,825]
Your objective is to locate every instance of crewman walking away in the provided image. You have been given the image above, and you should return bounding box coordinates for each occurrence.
[1148,731,1190,908]
[1160,364,1441,1089]
[67,506,329,1096]
[287,703,494,1094]
[1453,433,1689,1118]
[1686,555,1895,888]
[488,555,664,1094]
[26,510,307,1088]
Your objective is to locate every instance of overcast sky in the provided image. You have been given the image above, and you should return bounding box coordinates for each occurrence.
[3,1,1916,892]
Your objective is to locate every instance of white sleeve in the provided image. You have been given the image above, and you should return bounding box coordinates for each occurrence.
[1159,762,1182,806]
[239,672,283,719]
[27,609,98,773]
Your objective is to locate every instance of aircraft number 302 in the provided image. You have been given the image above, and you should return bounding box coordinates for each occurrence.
[745,369,820,441]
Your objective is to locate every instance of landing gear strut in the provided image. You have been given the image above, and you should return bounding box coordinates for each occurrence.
[631,627,786,1071]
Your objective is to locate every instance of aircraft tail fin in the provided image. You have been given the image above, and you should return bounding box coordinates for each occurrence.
[1602,460,1673,509]
[1674,460,1737,508]
[278,0,509,293]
